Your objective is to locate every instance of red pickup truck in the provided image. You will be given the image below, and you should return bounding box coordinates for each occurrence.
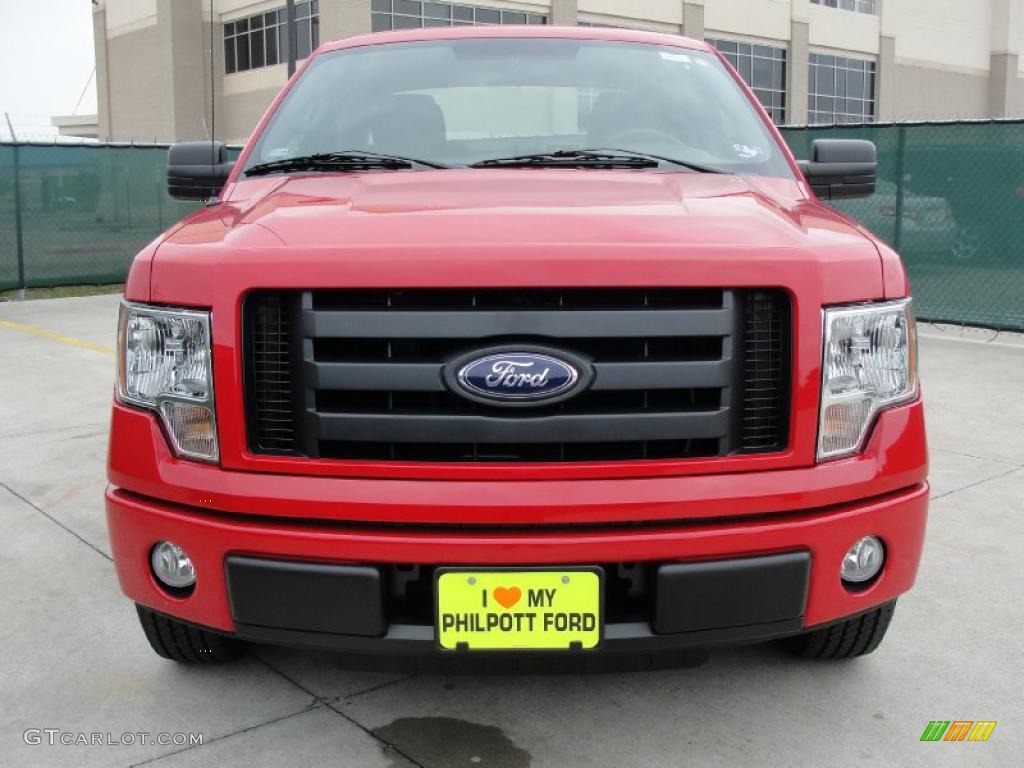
[107,26,927,669]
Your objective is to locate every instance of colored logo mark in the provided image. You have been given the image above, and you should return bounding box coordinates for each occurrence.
[920,721,997,742]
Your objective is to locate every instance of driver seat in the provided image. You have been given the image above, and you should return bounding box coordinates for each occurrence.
[368,94,448,158]
[586,92,666,148]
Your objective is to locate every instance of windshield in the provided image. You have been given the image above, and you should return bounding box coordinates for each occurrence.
[243,37,794,178]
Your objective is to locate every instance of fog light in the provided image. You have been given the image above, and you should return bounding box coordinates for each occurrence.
[840,535,885,585]
[151,541,196,589]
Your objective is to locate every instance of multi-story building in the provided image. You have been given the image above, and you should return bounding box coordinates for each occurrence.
[92,0,1024,143]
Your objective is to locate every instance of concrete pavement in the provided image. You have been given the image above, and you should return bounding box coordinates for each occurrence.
[0,293,1021,768]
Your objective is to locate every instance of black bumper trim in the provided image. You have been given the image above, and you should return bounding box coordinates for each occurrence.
[653,552,811,634]
[225,556,386,637]
[232,616,805,657]
[223,552,811,657]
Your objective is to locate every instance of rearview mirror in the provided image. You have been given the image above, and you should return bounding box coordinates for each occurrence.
[798,139,876,200]
[167,141,235,201]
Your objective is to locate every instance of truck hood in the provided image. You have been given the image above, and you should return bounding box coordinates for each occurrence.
[149,169,889,304]
[170,169,872,250]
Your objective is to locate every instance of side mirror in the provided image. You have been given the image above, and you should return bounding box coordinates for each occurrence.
[167,141,235,201]
[797,139,876,200]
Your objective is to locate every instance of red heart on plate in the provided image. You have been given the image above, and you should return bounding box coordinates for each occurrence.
[493,586,522,610]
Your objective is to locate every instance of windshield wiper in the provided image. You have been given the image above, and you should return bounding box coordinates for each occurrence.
[470,148,728,173]
[246,151,449,176]
[580,147,730,174]
[470,149,658,169]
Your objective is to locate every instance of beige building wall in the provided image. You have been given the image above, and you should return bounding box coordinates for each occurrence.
[704,0,791,42]
[881,0,993,119]
[95,0,214,141]
[94,0,1024,143]
[891,0,992,71]
[103,18,174,140]
[168,0,212,141]
[808,2,878,55]
[104,0,158,32]
[992,0,1024,116]
[578,0,680,28]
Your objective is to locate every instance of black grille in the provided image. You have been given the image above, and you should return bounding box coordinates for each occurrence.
[243,289,790,463]
[739,290,790,451]
[245,293,299,453]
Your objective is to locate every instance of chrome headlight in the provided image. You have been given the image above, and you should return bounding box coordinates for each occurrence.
[818,298,917,460]
[117,302,218,462]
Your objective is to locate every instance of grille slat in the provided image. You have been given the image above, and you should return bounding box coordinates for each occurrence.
[305,359,732,392]
[304,308,733,339]
[313,410,730,444]
[244,288,790,463]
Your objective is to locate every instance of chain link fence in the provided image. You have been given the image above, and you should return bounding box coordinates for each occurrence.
[2,122,1022,329]
[0,142,211,288]
[782,121,1024,330]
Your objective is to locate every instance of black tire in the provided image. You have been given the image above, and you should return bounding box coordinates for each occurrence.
[782,600,896,660]
[136,605,248,663]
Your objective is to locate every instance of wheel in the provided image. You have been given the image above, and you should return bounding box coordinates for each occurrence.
[950,226,981,261]
[136,605,248,663]
[781,601,896,660]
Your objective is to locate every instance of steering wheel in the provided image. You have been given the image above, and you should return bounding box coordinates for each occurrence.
[601,128,689,150]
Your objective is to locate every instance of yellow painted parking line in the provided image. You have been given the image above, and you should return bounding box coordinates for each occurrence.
[0,319,115,356]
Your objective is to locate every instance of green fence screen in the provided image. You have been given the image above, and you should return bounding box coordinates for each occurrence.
[0,143,202,289]
[782,122,1024,330]
[2,123,1022,329]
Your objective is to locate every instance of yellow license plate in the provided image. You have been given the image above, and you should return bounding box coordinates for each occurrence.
[436,569,602,651]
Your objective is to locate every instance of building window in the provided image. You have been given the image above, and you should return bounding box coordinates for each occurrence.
[577,20,659,30]
[810,0,877,15]
[708,38,787,125]
[224,1,319,75]
[371,1,546,31]
[808,53,876,124]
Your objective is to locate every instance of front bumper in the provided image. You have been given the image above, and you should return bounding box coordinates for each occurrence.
[107,396,928,657]
[106,480,928,655]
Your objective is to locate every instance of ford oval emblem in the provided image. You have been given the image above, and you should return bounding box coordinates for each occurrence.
[445,346,593,407]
